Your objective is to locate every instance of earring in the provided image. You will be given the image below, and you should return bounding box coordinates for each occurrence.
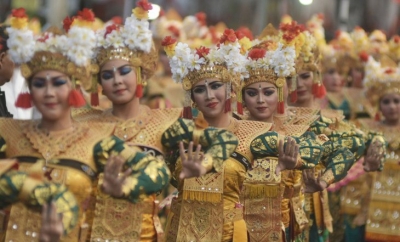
[192,102,198,108]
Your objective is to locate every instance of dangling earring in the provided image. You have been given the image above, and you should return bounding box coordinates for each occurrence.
[237,82,244,115]
[182,90,193,119]
[68,79,86,108]
[135,67,144,98]
[15,92,32,108]
[224,81,232,113]
[15,82,32,109]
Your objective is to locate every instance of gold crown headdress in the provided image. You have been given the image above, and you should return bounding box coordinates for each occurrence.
[162,29,248,119]
[238,22,296,114]
[278,21,323,102]
[388,35,400,64]
[306,13,326,48]
[363,55,400,113]
[7,8,98,108]
[94,0,158,104]
[368,30,389,60]
[151,8,185,49]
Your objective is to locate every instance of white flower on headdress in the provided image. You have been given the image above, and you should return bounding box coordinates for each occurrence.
[6,27,35,64]
[67,25,96,66]
[271,43,296,77]
[246,43,295,78]
[187,53,206,71]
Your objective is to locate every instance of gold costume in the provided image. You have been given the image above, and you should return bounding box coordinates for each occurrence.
[75,106,239,241]
[0,118,170,241]
[165,118,270,242]
[357,119,399,241]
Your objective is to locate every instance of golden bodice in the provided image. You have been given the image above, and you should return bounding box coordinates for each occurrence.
[168,118,272,242]
[356,119,400,241]
[0,118,115,242]
[74,106,181,241]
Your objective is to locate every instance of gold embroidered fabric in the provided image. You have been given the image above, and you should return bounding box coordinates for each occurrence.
[77,106,182,241]
[357,120,400,241]
[286,107,320,127]
[0,118,115,242]
[243,157,282,242]
[166,119,271,242]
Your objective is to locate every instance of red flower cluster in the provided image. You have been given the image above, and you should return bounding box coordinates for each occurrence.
[219,29,237,44]
[195,12,207,26]
[235,27,254,40]
[77,8,95,22]
[38,33,50,43]
[111,16,123,25]
[167,25,180,37]
[317,13,324,20]
[335,30,342,39]
[104,24,119,38]
[385,68,395,74]
[12,8,27,18]
[137,0,153,11]
[196,46,210,58]
[209,27,219,44]
[63,16,75,32]
[359,51,369,62]
[393,35,400,43]
[280,21,305,42]
[161,36,177,46]
[248,48,266,60]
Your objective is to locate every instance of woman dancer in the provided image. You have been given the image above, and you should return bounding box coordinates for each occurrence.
[1,7,170,241]
[74,2,239,241]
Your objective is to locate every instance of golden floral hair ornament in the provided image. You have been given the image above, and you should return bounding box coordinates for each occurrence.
[306,13,326,48]
[363,55,400,120]
[278,21,307,103]
[369,30,389,59]
[7,8,98,109]
[242,41,296,114]
[388,35,400,64]
[162,29,248,119]
[95,0,158,100]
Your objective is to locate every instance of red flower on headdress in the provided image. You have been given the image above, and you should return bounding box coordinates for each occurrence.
[248,48,266,60]
[220,29,237,44]
[104,24,119,38]
[161,36,177,46]
[235,27,254,40]
[385,68,395,74]
[280,21,305,42]
[77,8,95,22]
[317,13,324,20]
[359,51,369,62]
[159,9,165,17]
[0,44,3,51]
[209,27,219,44]
[394,35,400,44]
[195,12,207,26]
[137,0,153,11]
[335,30,342,39]
[38,33,50,43]
[111,16,123,25]
[63,16,75,32]
[12,8,27,18]
[167,25,180,37]
[196,46,210,58]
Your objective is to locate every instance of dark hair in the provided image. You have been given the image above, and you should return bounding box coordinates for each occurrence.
[0,25,9,53]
